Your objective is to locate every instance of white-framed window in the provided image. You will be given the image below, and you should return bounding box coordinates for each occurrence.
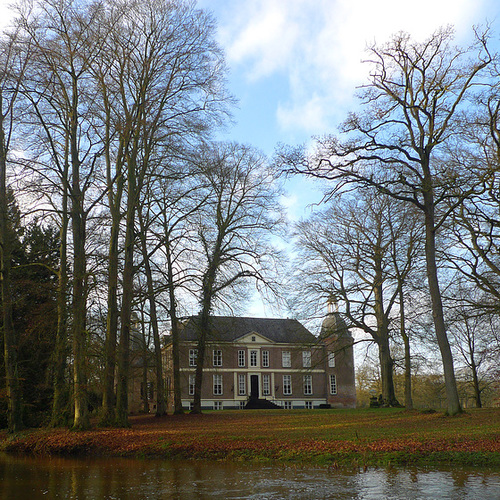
[189,374,195,396]
[282,351,291,368]
[328,352,335,368]
[239,401,246,409]
[250,350,258,367]
[238,374,246,396]
[262,374,270,396]
[330,374,337,395]
[213,349,222,367]
[189,349,197,367]
[302,350,311,368]
[262,350,269,367]
[283,401,292,409]
[238,349,245,367]
[303,375,313,395]
[283,375,292,395]
[213,374,223,395]
[213,401,223,410]
[305,401,313,409]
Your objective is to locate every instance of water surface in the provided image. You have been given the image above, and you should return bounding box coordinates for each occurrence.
[1,453,499,499]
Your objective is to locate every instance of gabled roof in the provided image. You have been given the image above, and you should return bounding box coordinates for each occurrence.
[178,316,317,344]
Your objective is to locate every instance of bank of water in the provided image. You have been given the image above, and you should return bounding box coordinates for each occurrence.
[1,453,500,499]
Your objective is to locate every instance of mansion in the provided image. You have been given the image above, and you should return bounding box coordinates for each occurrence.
[160,307,356,411]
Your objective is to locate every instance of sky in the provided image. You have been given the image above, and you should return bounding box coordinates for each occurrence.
[198,0,499,157]
[1,0,499,318]
[194,0,500,316]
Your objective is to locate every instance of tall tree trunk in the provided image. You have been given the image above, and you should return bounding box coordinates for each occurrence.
[192,246,220,414]
[377,335,398,406]
[0,95,23,433]
[138,210,166,416]
[192,309,209,414]
[115,150,137,427]
[71,183,89,429]
[469,355,482,408]
[399,287,413,410]
[170,312,183,415]
[70,72,89,430]
[423,181,462,415]
[161,224,183,415]
[71,200,89,429]
[101,212,120,425]
[101,163,123,425]
[115,203,134,427]
[373,250,398,406]
[51,169,69,427]
[141,318,149,414]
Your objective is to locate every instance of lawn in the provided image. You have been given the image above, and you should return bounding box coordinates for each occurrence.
[2,408,499,467]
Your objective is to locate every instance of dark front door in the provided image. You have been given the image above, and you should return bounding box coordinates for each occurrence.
[250,375,259,400]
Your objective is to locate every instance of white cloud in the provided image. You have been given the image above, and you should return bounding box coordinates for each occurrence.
[213,0,495,135]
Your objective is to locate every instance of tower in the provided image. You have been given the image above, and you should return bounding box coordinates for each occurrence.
[320,298,356,408]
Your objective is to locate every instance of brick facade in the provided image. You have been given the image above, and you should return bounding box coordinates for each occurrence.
[163,314,356,411]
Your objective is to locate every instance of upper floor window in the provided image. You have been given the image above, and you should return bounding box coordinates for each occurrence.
[213,349,222,367]
[302,350,311,368]
[330,374,337,395]
[213,374,223,395]
[250,350,258,367]
[238,349,245,367]
[328,352,335,368]
[189,349,197,367]
[283,375,292,395]
[303,375,313,395]
[262,350,269,367]
[282,351,291,368]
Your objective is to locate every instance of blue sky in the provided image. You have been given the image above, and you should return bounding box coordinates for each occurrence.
[199,0,500,161]
[194,0,500,316]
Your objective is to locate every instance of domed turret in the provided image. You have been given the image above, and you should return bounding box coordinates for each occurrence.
[320,297,350,339]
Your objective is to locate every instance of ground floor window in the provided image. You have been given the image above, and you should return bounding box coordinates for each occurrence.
[283,401,292,409]
[305,401,313,409]
[283,375,292,395]
[330,374,337,395]
[303,375,312,395]
[262,374,270,396]
[189,402,195,411]
[213,374,223,395]
[238,374,246,395]
[213,401,223,410]
[239,401,246,409]
[189,374,195,396]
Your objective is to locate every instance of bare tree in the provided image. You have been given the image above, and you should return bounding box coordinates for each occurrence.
[145,172,208,415]
[0,21,30,432]
[294,189,420,406]
[190,142,284,414]
[98,0,231,426]
[283,27,493,415]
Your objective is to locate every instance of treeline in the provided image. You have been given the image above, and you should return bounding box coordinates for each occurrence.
[0,0,284,432]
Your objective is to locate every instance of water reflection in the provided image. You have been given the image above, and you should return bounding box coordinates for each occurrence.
[1,453,499,499]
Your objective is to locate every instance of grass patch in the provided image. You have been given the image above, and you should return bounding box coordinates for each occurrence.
[1,407,499,467]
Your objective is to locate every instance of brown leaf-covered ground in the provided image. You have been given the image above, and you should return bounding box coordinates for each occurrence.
[2,408,499,467]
